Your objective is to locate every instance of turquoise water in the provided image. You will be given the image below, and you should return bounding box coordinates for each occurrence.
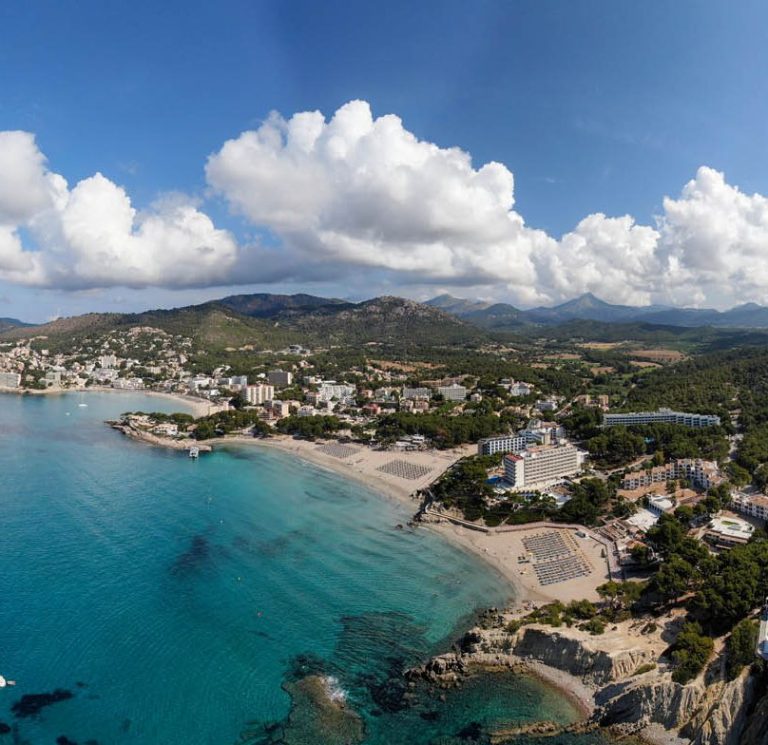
[0,393,613,744]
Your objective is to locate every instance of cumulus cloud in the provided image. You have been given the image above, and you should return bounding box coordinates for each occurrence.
[206,101,768,308]
[3,102,768,307]
[0,135,238,289]
[658,167,768,305]
[207,100,548,301]
[538,214,662,306]
[0,132,61,225]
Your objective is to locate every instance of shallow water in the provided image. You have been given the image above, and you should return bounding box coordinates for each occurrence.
[0,393,613,744]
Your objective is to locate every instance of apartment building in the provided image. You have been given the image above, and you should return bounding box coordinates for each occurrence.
[314,382,356,403]
[0,372,21,388]
[520,419,566,446]
[508,382,534,397]
[402,387,431,400]
[267,369,294,387]
[245,383,275,405]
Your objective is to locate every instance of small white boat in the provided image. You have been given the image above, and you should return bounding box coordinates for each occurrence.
[0,675,16,687]
[189,446,200,459]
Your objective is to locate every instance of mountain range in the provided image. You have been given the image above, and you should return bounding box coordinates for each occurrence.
[0,317,33,333]
[7,291,768,352]
[426,293,768,330]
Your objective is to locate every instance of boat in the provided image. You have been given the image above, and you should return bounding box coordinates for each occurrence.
[189,446,200,459]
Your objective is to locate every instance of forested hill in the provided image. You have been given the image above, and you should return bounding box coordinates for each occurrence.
[624,348,768,482]
[0,295,483,350]
[217,292,347,318]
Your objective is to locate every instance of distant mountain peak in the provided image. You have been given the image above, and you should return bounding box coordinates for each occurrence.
[556,292,610,309]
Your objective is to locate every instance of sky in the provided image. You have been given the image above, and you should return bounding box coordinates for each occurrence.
[1,1,768,322]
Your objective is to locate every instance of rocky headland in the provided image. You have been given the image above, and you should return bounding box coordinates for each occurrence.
[407,611,768,745]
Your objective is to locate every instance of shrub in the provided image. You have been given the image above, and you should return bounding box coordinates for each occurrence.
[726,619,759,680]
[583,617,607,635]
[633,663,657,676]
[671,622,714,684]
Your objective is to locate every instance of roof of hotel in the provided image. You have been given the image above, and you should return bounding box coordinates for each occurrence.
[707,514,755,539]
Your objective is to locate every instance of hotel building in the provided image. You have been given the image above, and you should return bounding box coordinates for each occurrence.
[477,434,528,456]
[731,493,768,523]
[604,408,720,428]
[620,459,723,491]
[437,383,467,401]
[503,444,583,489]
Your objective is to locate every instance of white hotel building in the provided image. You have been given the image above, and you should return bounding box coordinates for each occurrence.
[477,434,528,456]
[503,444,584,489]
[731,493,768,523]
[437,383,467,401]
[604,408,720,428]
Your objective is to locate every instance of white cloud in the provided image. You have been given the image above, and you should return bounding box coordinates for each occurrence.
[3,103,768,309]
[207,100,546,300]
[0,132,60,225]
[0,136,239,289]
[0,226,42,279]
[658,167,768,305]
[206,103,768,308]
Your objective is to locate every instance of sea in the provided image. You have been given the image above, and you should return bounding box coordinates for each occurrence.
[0,392,616,745]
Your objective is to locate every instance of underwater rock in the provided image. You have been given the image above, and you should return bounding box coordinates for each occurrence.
[11,689,73,718]
[265,675,365,745]
[171,534,210,573]
[456,720,485,741]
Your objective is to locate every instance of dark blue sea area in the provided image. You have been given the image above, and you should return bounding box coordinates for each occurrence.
[0,393,617,744]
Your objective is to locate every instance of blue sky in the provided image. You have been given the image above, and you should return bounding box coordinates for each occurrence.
[1,1,767,321]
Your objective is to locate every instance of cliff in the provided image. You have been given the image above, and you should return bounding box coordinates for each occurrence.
[409,620,768,745]
[512,626,656,685]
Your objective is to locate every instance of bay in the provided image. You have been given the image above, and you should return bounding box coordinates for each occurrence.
[0,393,613,744]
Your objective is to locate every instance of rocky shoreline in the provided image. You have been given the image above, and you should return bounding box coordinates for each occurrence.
[108,420,212,453]
[406,613,768,745]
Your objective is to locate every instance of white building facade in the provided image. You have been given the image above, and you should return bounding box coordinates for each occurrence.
[438,383,467,401]
[503,444,583,489]
[245,384,275,405]
[604,408,720,428]
[477,434,528,456]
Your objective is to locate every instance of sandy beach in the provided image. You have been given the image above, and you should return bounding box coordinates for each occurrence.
[214,435,472,505]
[425,518,613,604]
